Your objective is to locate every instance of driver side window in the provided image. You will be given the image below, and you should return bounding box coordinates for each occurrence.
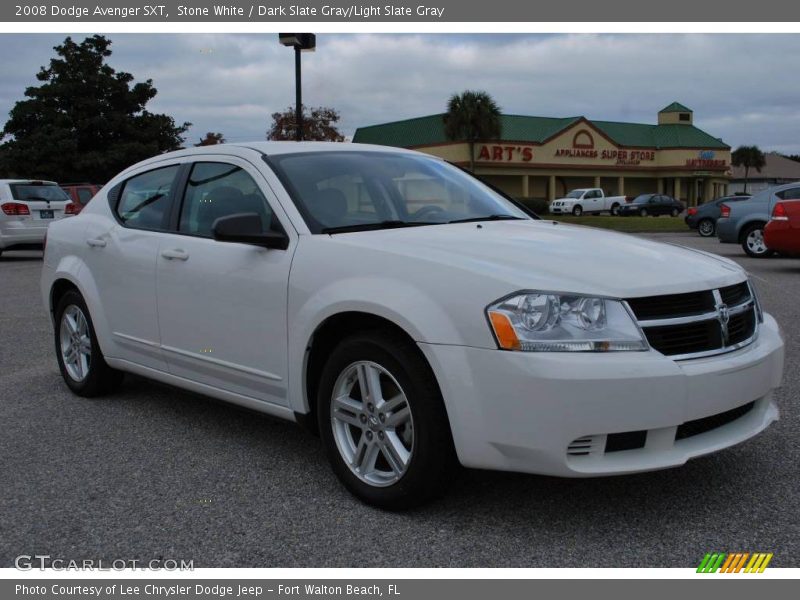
[178,162,275,238]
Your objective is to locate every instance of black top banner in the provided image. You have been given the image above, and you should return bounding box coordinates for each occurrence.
[4,0,800,22]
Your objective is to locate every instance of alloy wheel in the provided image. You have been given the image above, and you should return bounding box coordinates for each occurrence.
[699,220,715,237]
[330,361,414,487]
[746,228,767,255]
[59,304,92,382]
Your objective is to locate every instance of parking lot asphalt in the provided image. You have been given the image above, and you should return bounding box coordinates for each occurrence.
[1,232,797,568]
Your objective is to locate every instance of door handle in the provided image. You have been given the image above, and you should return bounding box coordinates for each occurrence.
[161,248,189,261]
[86,238,106,248]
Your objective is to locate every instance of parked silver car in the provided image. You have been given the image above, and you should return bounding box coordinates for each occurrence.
[0,179,76,256]
[716,181,800,257]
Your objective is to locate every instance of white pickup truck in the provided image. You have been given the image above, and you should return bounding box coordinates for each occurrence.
[549,188,627,216]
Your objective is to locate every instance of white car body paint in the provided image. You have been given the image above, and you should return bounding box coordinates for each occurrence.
[41,142,784,477]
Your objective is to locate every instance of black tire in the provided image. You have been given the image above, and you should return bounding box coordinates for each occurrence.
[54,290,123,397]
[610,203,620,216]
[317,329,456,510]
[670,208,680,217]
[741,223,774,258]
[698,218,715,237]
[572,205,583,216]
[639,208,648,217]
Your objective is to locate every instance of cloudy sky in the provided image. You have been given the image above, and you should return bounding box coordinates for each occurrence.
[2,33,800,153]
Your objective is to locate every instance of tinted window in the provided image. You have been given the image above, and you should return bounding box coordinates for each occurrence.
[76,187,94,204]
[632,194,654,204]
[116,165,180,230]
[776,187,800,200]
[269,151,526,233]
[10,183,69,202]
[179,162,274,237]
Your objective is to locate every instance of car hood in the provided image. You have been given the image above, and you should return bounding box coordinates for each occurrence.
[327,220,746,298]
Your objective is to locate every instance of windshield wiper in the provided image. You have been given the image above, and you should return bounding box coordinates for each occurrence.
[320,220,436,234]
[447,214,526,224]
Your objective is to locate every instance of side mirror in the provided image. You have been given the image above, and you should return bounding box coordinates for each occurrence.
[212,213,289,250]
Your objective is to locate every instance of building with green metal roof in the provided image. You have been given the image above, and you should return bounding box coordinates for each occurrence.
[353,103,731,206]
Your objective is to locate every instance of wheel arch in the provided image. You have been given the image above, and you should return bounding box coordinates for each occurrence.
[298,311,445,435]
[738,218,768,243]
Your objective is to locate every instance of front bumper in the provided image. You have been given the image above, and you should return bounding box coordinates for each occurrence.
[419,313,783,477]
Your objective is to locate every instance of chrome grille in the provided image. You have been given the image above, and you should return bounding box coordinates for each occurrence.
[626,282,758,360]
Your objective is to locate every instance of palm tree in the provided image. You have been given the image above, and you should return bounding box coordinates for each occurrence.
[443,91,502,173]
[732,145,766,193]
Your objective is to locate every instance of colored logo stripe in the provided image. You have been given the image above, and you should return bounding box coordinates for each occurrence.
[697,552,773,573]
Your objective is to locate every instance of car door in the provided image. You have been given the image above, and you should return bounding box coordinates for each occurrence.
[155,157,295,407]
[82,163,183,371]
[586,189,600,213]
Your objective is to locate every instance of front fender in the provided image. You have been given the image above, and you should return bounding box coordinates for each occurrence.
[287,276,482,414]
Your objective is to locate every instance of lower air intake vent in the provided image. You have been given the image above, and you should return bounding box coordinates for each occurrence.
[675,402,755,440]
[567,436,600,457]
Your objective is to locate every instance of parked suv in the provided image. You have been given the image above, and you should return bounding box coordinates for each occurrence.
[0,179,76,256]
[618,193,684,217]
[716,182,800,257]
[41,143,784,508]
[685,195,750,237]
[60,183,102,214]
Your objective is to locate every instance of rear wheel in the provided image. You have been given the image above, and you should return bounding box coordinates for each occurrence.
[317,329,456,509]
[741,223,774,258]
[698,218,715,237]
[572,205,583,216]
[610,203,620,216]
[670,208,680,217]
[54,290,123,396]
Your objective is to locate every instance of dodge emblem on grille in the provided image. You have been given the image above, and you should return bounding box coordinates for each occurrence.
[717,303,730,344]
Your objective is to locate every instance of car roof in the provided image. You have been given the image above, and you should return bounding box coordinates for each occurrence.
[0,179,59,185]
[127,141,427,171]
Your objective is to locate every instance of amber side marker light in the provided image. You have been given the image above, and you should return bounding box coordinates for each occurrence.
[488,312,521,351]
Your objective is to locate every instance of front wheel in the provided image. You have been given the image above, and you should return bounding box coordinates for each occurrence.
[54,290,123,396]
[698,218,715,237]
[741,223,774,258]
[317,330,456,509]
[572,205,583,216]
[639,208,648,217]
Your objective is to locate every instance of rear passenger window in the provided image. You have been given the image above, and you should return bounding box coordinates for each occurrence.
[777,187,800,200]
[76,188,94,204]
[178,162,275,237]
[116,166,180,230]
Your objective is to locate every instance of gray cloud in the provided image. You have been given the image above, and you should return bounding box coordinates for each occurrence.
[2,33,800,153]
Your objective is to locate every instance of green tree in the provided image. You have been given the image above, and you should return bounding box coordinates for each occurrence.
[731,145,766,194]
[267,105,345,141]
[0,35,190,183]
[443,90,502,173]
[195,132,226,146]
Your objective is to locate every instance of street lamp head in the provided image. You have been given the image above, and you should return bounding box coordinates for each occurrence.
[279,33,316,52]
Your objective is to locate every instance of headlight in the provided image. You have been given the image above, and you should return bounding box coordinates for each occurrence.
[486,292,649,352]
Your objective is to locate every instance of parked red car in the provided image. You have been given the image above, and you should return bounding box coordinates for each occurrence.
[764,200,800,255]
[60,183,102,214]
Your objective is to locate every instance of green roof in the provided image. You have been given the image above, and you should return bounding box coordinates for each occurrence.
[352,112,728,150]
[659,102,692,113]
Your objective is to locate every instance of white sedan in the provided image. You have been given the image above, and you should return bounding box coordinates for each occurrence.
[41,142,784,508]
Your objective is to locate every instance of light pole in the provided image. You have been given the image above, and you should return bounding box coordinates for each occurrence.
[278,33,316,141]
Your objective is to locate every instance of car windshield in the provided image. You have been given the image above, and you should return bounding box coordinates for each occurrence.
[565,190,584,198]
[632,194,654,204]
[9,183,70,202]
[267,151,528,233]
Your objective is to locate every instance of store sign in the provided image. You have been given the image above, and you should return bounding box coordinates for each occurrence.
[554,148,656,165]
[477,144,534,162]
[686,150,726,168]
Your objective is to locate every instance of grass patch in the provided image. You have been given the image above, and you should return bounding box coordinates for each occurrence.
[546,215,689,233]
